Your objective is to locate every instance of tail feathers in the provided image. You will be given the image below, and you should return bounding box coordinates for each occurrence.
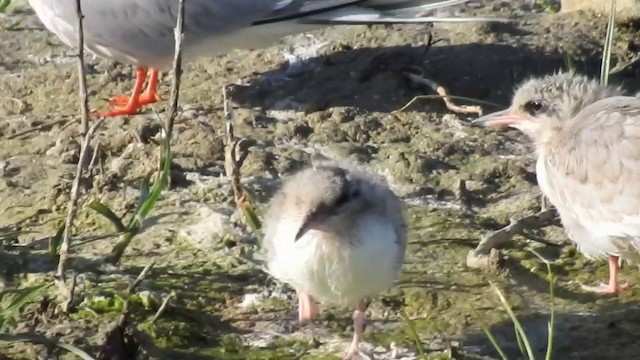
[302,0,513,24]
[359,0,471,14]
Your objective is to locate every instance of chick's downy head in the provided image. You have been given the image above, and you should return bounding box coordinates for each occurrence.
[473,72,624,144]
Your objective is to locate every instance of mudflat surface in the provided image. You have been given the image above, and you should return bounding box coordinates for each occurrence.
[3,0,640,359]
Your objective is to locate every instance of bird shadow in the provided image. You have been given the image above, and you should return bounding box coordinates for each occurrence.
[227,41,608,114]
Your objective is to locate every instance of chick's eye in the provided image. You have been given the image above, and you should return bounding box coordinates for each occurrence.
[523,100,545,116]
[333,193,350,207]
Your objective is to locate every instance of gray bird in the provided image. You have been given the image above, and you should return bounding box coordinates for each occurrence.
[28,0,508,117]
[473,72,640,295]
[263,154,407,359]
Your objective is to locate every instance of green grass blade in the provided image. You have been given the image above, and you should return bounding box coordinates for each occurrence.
[128,139,171,229]
[109,120,171,264]
[562,51,576,73]
[513,323,528,359]
[400,309,427,359]
[600,0,617,86]
[49,223,65,256]
[490,282,536,360]
[0,230,30,243]
[468,306,509,360]
[0,0,11,13]
[529,249,555,360]
[136,177,151,213]
[1,283,50,320]
[0,332,96,360]
[88,202,125,232]
[241,205,262,232]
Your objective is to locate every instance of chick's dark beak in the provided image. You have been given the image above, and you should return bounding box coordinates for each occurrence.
[472,109,524,128]
[294,210,328,242]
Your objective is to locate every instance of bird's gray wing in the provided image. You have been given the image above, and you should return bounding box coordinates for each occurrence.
[545,96,640,250]
[35,0,284,64]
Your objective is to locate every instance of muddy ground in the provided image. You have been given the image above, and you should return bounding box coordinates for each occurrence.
[2,0,640,359]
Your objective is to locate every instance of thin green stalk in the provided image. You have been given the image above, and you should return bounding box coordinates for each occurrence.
[489,282,535,360]
[468,305,509,360]
[400,309,427,359]
[530,249,555,360]
[0,0,11,13]
[0,333,95,360]
[600,0,617,86]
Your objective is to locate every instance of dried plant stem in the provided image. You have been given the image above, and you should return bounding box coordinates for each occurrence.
[56,119,104,309]
[403,72,484,115]
[222,87,260,231]
[223,87,242,200]
[97,262,154,359]
[164,0,186,139]
[56,0,94,306]
[151,291,175,324]
[74,0,90,134]
[466,209,558,270]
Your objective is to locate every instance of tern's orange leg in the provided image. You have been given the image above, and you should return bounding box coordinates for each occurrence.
[94,67,148,117]
[109,69,161,106]
[581,255,630,295]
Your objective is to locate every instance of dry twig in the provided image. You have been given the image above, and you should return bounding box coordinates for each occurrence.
[222,87,259,230]
[466,209,559,270]
[56,119,104,311]
[151,291,176,324]
[73,0,90,134]
[403,72,484,115]
[97,262,155,360]
[456,178,473,212]
[5,118,69,140]
[163,0,186,138]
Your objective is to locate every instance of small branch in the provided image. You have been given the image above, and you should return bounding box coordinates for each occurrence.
[5,118,69,140]
[151,291,175,324]
[223,87,261,231]
[403,72,484,115]
[164,0,186,139]
[97,262,154,360]
[466,209,559,270]
[56,119,104,310]
[456,178,473,212]
[73,0,90,135]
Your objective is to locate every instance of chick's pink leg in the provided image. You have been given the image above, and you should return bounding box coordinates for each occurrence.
[581,255,630,294]
[342,300,367,360]
[297,290,319,323]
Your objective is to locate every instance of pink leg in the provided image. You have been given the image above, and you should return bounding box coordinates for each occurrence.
[342,300,368,360]
[581,255,630,294]
[297,290,319,323]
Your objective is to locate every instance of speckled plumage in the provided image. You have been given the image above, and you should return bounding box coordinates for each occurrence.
[263,154,406,359]
[474,72,640,294]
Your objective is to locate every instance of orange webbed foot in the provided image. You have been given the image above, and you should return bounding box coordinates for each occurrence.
[108,91,161,107]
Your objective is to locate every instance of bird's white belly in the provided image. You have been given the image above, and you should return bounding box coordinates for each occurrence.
[536,156,622,258]
[268,215,400,307]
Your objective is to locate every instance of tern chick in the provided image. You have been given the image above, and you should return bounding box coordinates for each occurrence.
[263,155,407,359]
[474,72,640,295]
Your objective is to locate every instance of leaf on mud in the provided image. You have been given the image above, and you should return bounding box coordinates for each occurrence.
[88,202,126,232]
[0,283,50,330]
[0,332,96,360]
[49,222,65,256]
[0,0,11,13]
